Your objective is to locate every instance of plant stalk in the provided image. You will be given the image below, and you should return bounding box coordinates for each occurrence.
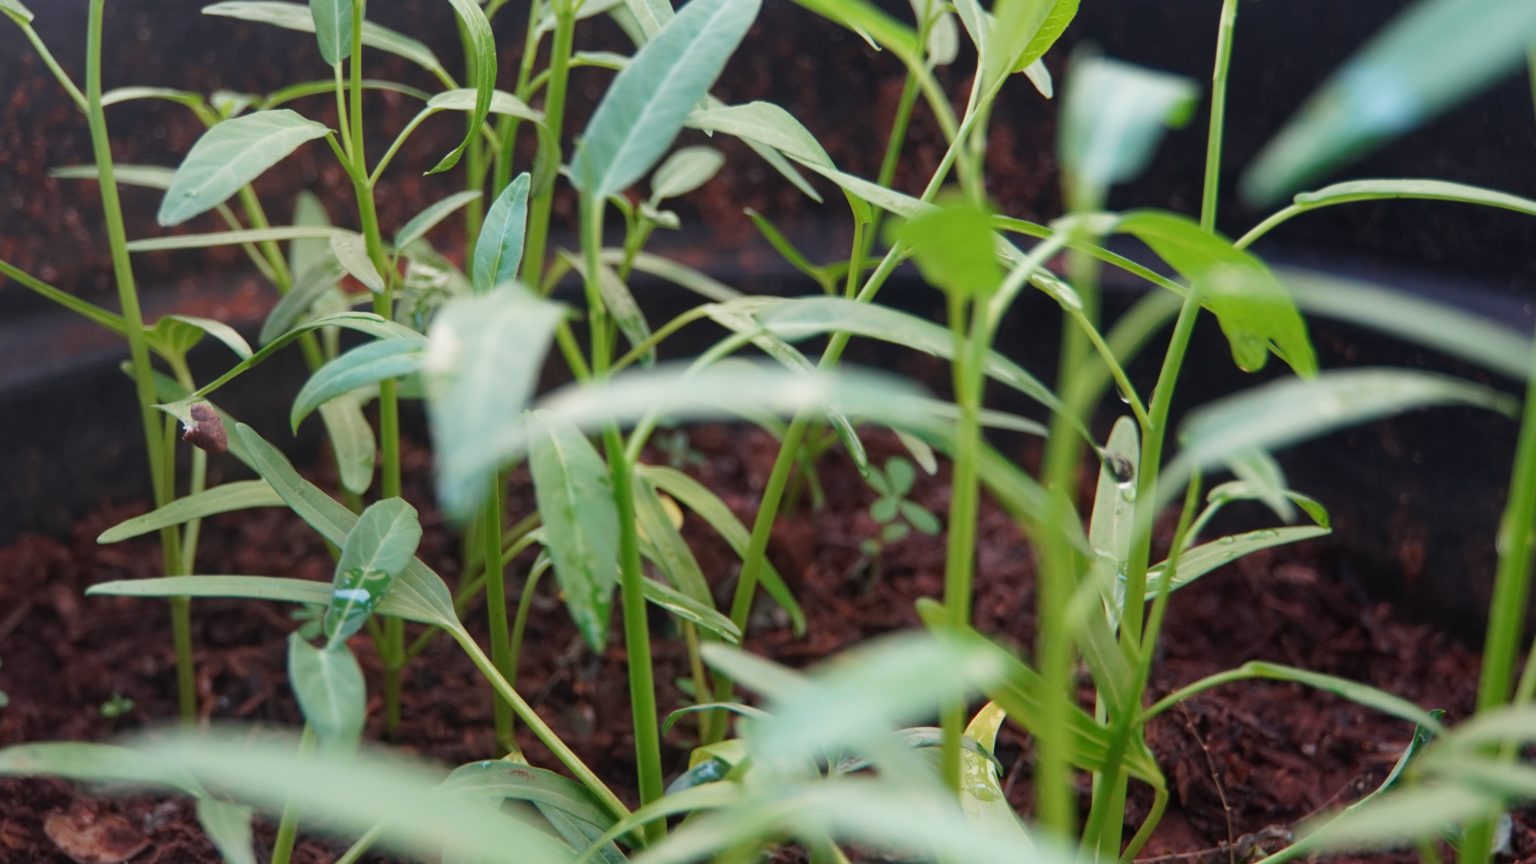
[481,476,515,747]
[521,2,576,289]
[268,724,315,864]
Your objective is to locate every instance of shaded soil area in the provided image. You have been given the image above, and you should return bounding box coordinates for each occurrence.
[0,428,1525,862]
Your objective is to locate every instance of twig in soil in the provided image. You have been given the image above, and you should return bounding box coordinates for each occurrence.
[1179,704,1237,864]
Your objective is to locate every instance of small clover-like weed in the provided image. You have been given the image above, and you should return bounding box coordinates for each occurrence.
[860,457,941,562]
[99,694,134,719]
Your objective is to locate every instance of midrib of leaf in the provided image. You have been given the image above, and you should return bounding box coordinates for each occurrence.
[181,114,327,204]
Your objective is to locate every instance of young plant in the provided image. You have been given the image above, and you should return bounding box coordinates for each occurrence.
[858,456,941,575]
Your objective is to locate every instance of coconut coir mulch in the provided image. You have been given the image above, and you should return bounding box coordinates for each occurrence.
[0,427,1527,863]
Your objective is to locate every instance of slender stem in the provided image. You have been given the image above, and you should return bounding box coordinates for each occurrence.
[269,724,315,864]
[1201,0,1239,232]
[521,4,576,289]
[332,824,383,864]
[585,196,666,840]
[449,626,631,822]
[481,477,515,748]
[86,0,196,723]
[459,18,486,252]
[19,22,87,111]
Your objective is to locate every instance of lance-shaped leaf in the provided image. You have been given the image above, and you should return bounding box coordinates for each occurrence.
[1116,210,1316,376]
[984,0,1077,91]
[203,1,449,81]
[472,172,531,292]
[159,110,331,226]
[960,703,1036,848]
[325,497,423,642]
[427,0,496,173]
[288,634,366,749]
[1059,54,1197,206]
[895,199,1003,300]
[650,146,726,204]
[292,336,426,430]
[528,413,620,650]
[1242,0,1536,205]
[308,0,353,64]
[329,232,385,293]
[425,285,568,520]
[396,191,483,251]
[99,480,284,543]
[571,0,763,200]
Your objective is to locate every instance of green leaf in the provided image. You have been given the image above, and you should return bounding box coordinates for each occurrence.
[1282,267,1534,382]
[1116,210,1316,376]
[0,742,206,797]
[1087,416,1138,622]
[194,799,256,864]
[51,163,177,190]
[150,314,254,360]
[137,731,577,864]
[1147,525,1332,599]
[425,285,568,520]
[472,173,531,293]
[1171,369,1518,486]
[292,337,426,430]
[571,0,763,199]
[1242,0,1536,206]
[89,575,448,629]
[637,464,805,633]
[895,199,1003,299]
[325,497,423,642]
[232,424,460,629]
[642,577,742,643]
[261,258,345,345]
[561,252,655,365]
[1059,55,1197,205]
[288,635,366,749]
[1296,786,1497,854]
[901,501,940,535]
[427,0,496,173]
[528,413,619,651]
[99,480,284,543]
[960,703,1036,848]
[985,0,1077,91]
[204,1,449,81]
[425,87,543,123]
[329,232,385,293]
[159,110,331,226]
[129,225,347,253]
[692,98,825,202]
[441,760,617,832]
[633,473,712,604]
[1,0,34,24]
[396,191,482,252]
[308,0,353,64]
[651,146,726,203]
[1292,178,1536,221]
[754,296,1064,416]
[885,457,915,497]
[319,395,377,496]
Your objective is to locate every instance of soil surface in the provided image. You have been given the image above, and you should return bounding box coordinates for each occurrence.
[0,427,1528,863]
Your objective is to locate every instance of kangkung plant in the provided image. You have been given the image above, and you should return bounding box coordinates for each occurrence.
[4,0,1536,861]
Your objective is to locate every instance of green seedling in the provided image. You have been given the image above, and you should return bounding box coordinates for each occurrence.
[857,456,941,578]
[99,694,135,719]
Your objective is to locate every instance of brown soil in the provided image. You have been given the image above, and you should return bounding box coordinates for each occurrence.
[0,428,1527,863]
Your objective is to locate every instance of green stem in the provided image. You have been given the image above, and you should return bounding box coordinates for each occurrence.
[14,19,87,111]
[459,18,487,253]
[86,0,195,724]
[269,724,315,864]
[585,196,666,840]
[1463,321,1536,864]
[1201,0,1239,232]
[521,3,576,289]
[481,477,515,748]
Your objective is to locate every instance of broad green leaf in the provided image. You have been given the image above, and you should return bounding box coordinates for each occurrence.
[137,731,576,864]
[232,424,460,629]
[528,413,620,650]
[642,577,742,643]
[396,191,482,251]
[472,172,531,293]
[0,742,205,797]
[288,634,366,749]
[651,146,725,203]
[319,394,377,496]
[325,497,423,642]
[637,464,806,633]
[424,285,567,520]
[88,575,447,628]
[308,0,353,64]
[571,0,763,199]
[260,258,345,345]
[1059,55,1197,206]
[1242,0,1536,205]
[149,314,254,360]
[1116,210,1316,376]
[1282,268,1534,382]
[99,480,283,543]
[203,1,450,82]
[1146,525,1331,599]
[194,799,256,864]
[290,192,333,279]
[985,0,1077,90]
[1171,369,1517,488]
[159,110,331,226]
[960,703,1035,848]
[895,200,1003,299]
[292,337,425,430]
[330,232,385,293]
